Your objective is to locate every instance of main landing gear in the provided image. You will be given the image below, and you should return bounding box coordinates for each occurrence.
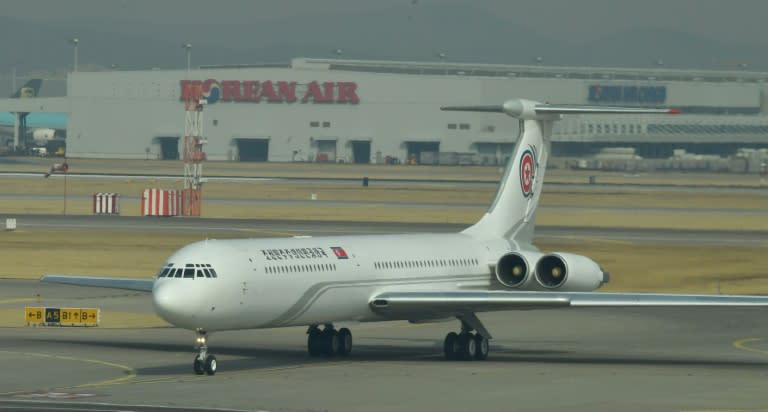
[307,324,352,357]
[443,316,490,361]
[193,329,217,376]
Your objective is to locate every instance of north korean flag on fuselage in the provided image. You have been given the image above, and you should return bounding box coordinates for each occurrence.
[331,246,349,259]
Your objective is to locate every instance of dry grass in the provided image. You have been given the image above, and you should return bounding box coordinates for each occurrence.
[0,230,207,278]
[540,240,768,295]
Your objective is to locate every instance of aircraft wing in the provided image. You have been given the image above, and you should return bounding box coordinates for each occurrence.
[370,290,768,319]
[41,275,154,292]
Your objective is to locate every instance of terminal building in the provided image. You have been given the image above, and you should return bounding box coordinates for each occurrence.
[7,58,768,165]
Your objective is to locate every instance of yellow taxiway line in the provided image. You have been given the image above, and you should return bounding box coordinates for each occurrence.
[0,350,136,395]
[732,337,768,356]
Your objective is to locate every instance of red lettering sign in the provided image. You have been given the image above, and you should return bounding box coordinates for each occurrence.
[180,80,359,104]
[302,81,324,103]
[336,82,359,104]
[277,81,297,102]
[256,81,280,102]
[242,80,257,100]
[221,80,242,101]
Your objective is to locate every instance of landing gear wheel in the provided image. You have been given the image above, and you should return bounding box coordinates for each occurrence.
[204,355,217,375]
[474,334,489,360]
[458,333,476,361]
[193,357,205,375]
[338,328,353,356]
[323,329,340,356]
[308,328,323,357]
[193,329,215,375]
[443,332,459,360]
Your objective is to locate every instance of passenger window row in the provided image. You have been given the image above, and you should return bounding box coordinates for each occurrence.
[158,263,218,279]
[374,258,478,270]
[266,263,337,274]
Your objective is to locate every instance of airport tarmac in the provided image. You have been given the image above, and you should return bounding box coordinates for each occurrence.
[1,278,768,412]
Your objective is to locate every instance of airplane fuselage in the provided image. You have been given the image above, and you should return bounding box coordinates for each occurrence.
[153,234,512,331]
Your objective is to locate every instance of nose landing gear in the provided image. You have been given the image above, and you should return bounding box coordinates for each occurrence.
[193,329,217,375]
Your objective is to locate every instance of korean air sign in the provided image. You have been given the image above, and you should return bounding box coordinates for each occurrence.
[588,85,666,104]
[180,79,360,104]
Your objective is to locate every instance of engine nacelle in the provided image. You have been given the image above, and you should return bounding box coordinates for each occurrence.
[534,252,609,291]
[495,251,542,289]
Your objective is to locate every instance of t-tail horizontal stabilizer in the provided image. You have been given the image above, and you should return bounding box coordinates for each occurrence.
[441,98,680,120]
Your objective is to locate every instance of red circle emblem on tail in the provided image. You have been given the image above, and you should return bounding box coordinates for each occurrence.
[520,150,535,198]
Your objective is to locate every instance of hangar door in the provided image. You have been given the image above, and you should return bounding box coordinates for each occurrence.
[235,138,269,162]
[405,141,440,165]
[350,140,371,164]
[155,137,179,160]
[313,139,336,162]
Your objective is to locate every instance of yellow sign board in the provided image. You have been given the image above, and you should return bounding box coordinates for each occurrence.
[25,307,99,327]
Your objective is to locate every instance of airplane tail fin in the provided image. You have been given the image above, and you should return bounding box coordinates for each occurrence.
[441,99,678,245]
[11,79,42,98]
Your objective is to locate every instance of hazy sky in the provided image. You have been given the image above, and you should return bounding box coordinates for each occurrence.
[3,0,768,73]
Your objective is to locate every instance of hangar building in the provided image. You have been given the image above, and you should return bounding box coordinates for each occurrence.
[63,58,768,165]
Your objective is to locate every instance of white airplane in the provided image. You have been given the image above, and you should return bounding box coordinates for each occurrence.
[43,98,768,376]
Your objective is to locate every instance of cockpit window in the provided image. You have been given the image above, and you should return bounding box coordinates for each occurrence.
[159,263,218,279]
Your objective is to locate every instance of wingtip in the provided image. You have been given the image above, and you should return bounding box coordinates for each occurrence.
[668,108,682,114]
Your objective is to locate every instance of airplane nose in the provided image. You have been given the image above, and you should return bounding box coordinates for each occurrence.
[153,282,190,325]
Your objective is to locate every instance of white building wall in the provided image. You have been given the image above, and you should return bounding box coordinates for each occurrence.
[64,60,768,161]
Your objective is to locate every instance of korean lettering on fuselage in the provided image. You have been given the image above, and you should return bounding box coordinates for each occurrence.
[261,247,329,261]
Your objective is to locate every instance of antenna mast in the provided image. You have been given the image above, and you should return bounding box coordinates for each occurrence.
[182,84,206,216]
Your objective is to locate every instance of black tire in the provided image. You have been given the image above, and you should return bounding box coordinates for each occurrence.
[458,333,476,361]
[338,328,353,356]
[204,354,217,375]
[323,329,340,356]
[474,334,489,360]
[193,357,205,375]
[308,330,323,357]
[443,332,459,360]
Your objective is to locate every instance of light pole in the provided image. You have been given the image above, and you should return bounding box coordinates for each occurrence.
[182,43,192,79]
[69,38,79,72]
